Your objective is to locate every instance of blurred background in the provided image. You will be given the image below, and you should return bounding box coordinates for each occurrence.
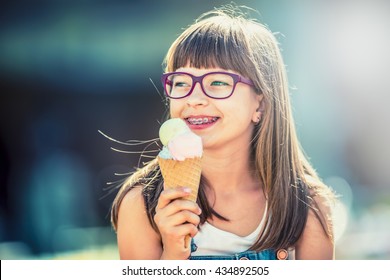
[1,0,389,260]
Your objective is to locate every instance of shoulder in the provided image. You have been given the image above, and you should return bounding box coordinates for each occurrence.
[295,178,336,259]
[116,185,162,259]
[117,185,146,219]
[307,176,337,238]
[111,159,160,230]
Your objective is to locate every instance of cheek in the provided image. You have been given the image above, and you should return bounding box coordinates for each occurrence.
[238,107,256,124]
[169,101,181,118]
[230,94,258,120]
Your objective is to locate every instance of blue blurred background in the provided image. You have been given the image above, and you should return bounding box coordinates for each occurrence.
[1,0,390,259]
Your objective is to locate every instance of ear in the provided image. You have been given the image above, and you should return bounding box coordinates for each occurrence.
[252,95,265,124]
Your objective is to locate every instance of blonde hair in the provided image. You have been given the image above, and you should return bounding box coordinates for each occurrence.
[111,5,336,251]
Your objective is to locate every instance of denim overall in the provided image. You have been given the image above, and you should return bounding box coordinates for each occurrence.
[188,239,278,260]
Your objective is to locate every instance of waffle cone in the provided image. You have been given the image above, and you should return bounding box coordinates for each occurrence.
[157,157,202,202]
[158,156,202,249]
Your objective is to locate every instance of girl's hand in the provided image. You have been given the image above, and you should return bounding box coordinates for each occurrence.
[154,186,202,260]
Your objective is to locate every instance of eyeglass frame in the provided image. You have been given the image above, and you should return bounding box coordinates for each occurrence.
[161,71,255,99]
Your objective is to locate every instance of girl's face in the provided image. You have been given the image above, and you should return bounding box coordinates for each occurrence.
[169,67,262,153]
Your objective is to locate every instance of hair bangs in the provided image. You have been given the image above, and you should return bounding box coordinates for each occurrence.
[167,23,253,79]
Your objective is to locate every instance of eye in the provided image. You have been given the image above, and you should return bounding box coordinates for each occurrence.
[205,73,234,87]
[210,80,229,86]
[174,81,190,87]
[170,75,192,88]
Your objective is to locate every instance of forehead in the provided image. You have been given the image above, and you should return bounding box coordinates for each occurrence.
[174,67,238,76]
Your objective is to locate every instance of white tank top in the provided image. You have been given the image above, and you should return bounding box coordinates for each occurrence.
[192,203,268,256]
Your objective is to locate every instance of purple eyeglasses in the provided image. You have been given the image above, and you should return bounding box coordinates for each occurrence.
[161,71,255,99]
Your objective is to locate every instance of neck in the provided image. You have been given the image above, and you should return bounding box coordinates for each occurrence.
[201,145,259,193]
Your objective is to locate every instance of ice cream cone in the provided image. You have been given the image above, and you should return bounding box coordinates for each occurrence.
[158,157,202,202]
[158,156,202,248]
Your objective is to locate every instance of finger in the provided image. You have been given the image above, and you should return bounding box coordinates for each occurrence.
[164,223,199,239]
[162,199,201,217]
[171,210,201,227]
[154,206,200,233]
[184,223,199,238]
[156,187,192,210]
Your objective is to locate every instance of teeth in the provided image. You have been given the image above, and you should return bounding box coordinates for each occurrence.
[187,117,218,125]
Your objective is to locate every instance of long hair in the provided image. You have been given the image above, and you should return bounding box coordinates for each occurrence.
[111,5,335,251]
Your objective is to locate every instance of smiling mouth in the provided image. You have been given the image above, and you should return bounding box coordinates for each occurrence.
[185,117,219,125]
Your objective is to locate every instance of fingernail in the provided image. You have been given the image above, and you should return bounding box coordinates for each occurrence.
[182,187,191,193]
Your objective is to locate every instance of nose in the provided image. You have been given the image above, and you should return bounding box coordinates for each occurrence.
[186,82,208,107]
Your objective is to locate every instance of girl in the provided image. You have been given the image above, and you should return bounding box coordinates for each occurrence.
[111,6,336,260]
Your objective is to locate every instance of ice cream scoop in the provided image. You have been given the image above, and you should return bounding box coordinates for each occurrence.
[159,118,191,146]
[159,118,203,160]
